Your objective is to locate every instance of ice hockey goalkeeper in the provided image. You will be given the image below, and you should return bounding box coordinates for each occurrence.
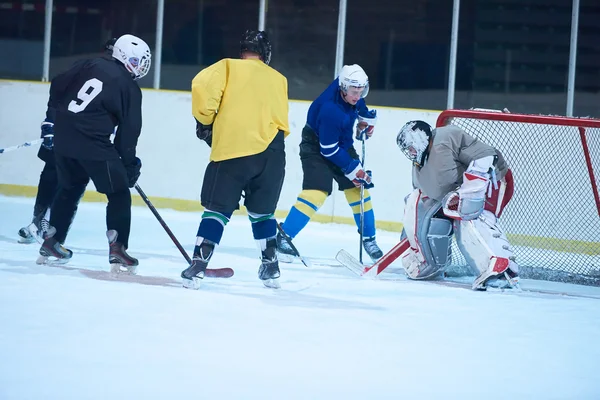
[395,120,519,290]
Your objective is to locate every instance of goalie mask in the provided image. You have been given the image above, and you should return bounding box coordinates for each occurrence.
[397,120,432,167]
[339,64,369,99]
[112,34,152,80]
[240,30,272,65]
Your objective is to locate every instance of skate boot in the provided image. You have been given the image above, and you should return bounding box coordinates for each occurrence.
[37,237,73,265]
[276,228,296,263]
[19,213,56,244]
[481,270,520,291]
[181,239,214,290]
[18,226,35,244]
[107,230,139,276]
[363,236,383,261]
[259,238,281,289]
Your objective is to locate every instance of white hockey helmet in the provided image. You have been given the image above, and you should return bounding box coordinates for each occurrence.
[112,34,152,80]
[339,64,369,98]
[397,120,433,167]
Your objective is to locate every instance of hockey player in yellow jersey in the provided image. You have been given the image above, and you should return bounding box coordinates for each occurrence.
[182,30,290,289]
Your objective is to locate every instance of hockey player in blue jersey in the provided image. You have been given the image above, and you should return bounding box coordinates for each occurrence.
[277,64,383,261]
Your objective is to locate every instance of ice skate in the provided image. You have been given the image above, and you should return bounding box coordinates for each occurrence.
[276,229,296,263]
[472,261,519,291]
[181,239,214,289]
[107,230,139,276]
[20,215,56,245]
[181,258,208,289]
[259,241,281,289]
[37,237,73,265]
[363,236,383,261]
[18,226,35,244]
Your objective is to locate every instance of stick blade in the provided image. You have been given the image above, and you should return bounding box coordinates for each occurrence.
[335,249,368,277]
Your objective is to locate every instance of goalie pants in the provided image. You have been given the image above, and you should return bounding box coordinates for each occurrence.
[50,154,132,248]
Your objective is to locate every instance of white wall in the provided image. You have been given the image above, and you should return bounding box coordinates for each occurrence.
[0,80,440,225]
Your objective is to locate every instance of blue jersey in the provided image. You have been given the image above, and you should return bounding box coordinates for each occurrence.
[306,78,368,173]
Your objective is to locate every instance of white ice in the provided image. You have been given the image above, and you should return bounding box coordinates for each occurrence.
[1,195,600,400]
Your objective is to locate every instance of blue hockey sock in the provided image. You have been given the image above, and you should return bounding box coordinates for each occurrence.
[248,212,277,240]
[196,209,232,245]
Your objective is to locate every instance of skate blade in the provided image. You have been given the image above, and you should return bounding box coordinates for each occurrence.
[182,276,202,290]
[110,263,138,277]
[277,252,296,264]
[36,255,70,265]
[262,278,281,289]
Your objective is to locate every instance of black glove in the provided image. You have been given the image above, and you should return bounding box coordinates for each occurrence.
[40,119,54,150]
[125,157,142,188]
[196,119,213,147]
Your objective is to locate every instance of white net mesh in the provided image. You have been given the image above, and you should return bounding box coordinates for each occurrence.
[437,110,600,285]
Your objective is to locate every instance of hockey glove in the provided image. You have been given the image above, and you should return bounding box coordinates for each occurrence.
[196,119,213,147]
[344,162,374,189]
[442,171,489,220]
[355,109,377,141]
[125,157,142,188]
[40,119,54,150]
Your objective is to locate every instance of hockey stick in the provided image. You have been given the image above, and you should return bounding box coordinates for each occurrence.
[276,222,311,268]
[359,137,366,264]
[0,138,43,154]
[134,184,233,278]
[336,238,410,278]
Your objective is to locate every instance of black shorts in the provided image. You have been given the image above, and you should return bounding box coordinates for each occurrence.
[299,125,358,195]
[54,154,129,194]
[201,131,285,215]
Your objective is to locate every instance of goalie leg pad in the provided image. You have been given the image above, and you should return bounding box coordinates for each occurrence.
[402,189,453,279]
[456,210,519,284]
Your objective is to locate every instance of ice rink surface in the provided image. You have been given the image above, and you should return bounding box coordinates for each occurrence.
[1,195,599,400]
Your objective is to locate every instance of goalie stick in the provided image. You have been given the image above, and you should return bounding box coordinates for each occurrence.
[134,184,233,278]
[336,238,410,277]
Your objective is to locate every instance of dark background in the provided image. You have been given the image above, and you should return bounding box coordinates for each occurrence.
[1,0,599,116]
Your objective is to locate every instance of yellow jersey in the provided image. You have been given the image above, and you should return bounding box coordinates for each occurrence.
[191,58,290,162]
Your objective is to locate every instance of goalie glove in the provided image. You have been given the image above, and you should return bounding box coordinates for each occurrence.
[195,119,213,147]
[355,109,377,141]
[442,156,496,221]
[344,161,374,189]
[40,119,54,150]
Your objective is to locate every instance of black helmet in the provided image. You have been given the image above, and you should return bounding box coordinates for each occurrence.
[240,30,272,65]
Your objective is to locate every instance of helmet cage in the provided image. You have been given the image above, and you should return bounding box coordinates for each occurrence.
[112,34,152,80]
[397,121,432,167]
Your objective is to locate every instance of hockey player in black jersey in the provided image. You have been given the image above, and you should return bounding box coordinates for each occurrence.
[18,38,117,244]
[37,34,151,275]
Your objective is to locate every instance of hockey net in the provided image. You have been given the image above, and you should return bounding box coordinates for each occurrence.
[437,109,600,285]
